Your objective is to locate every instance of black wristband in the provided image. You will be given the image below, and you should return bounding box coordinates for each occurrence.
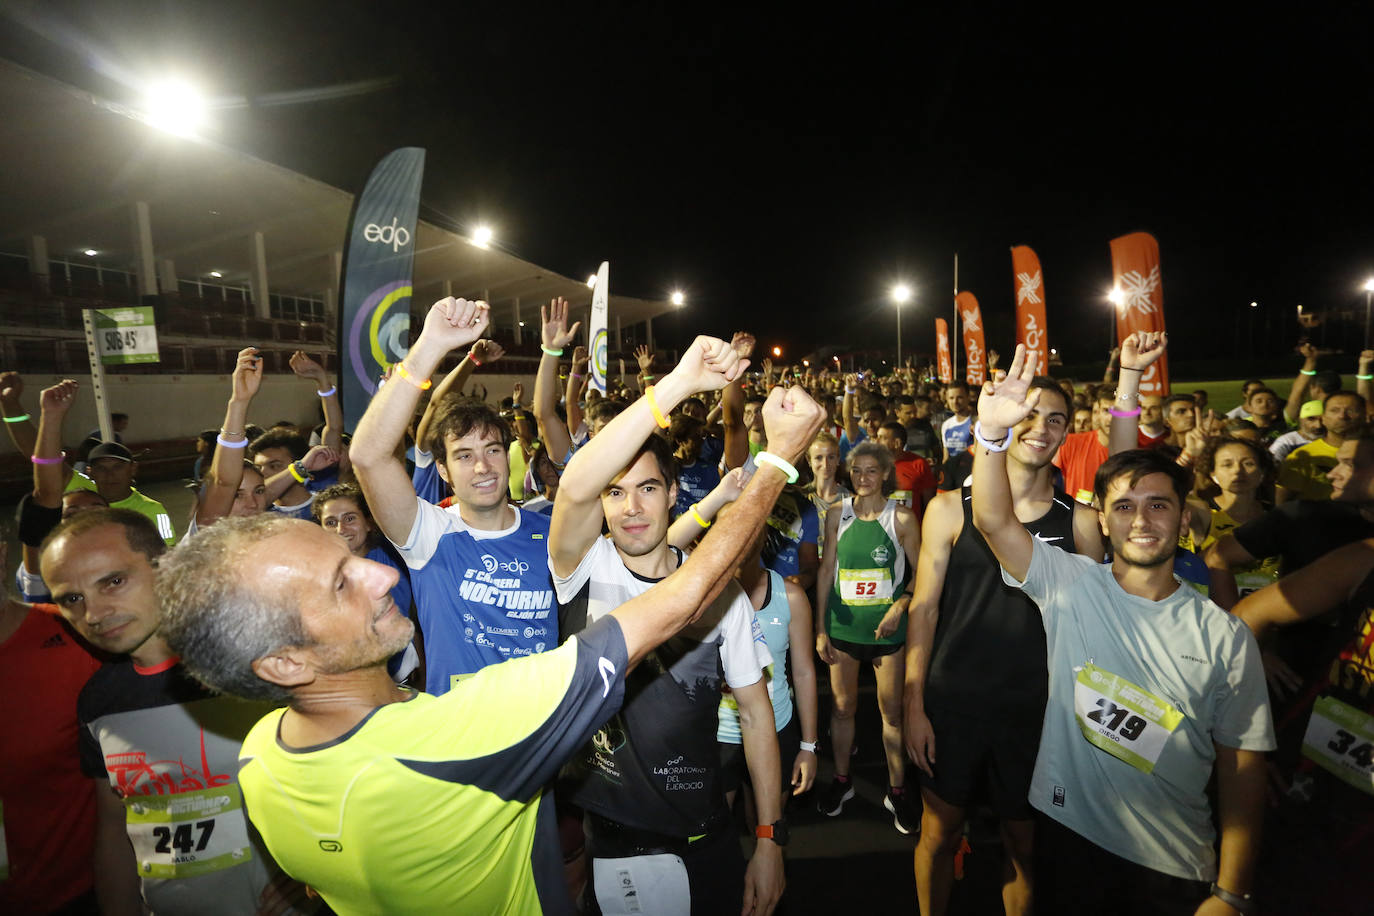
[1209,883,1256,915]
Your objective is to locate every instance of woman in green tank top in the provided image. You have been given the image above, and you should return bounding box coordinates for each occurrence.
[814,441,922,830]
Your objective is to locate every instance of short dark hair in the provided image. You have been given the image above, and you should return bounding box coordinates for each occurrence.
[1313,370,1342,395]
[1164,394,1196,410]
[1326,390,1366,413]
[249,429,309,461]
[1198,436,1276,491]
[619,434,678,490]
[1246,387,1278,402]
[1093,449,1192,507]
[1030,377,1070,416]
[111,412,129,423]
[312,482,372,525]
[426,399,510,462]
[667,414,706,448]
[41,507,167,565]
[945,381,969,394]
[894,394,915,407]
[680,396,706,414]
[879,421,907,441]
[586,399,625,425]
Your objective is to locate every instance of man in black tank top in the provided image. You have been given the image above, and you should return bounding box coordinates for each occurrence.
[905,377,1106,916]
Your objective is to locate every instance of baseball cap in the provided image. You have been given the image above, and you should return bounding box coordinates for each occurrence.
[87,441,134,463]
[1299,400,1323,419]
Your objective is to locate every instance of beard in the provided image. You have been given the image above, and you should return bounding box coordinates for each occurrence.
[1111,535,1177,569]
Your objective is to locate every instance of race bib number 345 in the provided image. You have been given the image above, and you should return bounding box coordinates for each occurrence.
[1302,695,1374,796]
[1073,663,1184,774]
[125,784,253,879]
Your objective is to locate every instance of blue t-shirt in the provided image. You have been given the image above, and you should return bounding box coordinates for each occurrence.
[838,429,866,463]
[268,467,340,521]
[675,447,724,520]
[395,501,555,694]
[411,449,448,505]
[762,489,819,578]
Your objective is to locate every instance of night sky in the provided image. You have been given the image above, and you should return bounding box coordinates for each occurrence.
[3,1,1372,370]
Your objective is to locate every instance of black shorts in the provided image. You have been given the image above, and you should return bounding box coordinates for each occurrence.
[917,701,1041,820]
[1034,813,1209,916]
[718,714,801,795]
[831,637,903,662]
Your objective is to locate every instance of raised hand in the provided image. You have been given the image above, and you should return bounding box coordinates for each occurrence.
[288,350,327,385]
[987,349,1000,372]
[1361,349,1374,371]
[0,371,22,408]
[1119,331,1167,371]
[1183,407,1220,458]
[470,339,505,365]
[40,379,80,415]
[232,348,264,402]
[976,344,1041,437]
[635,345,654,373]
[1296,340,1318,361]
[663,336,748,397]
[512,383,525,407]
[301,445,340,472]
[730,331,756,359]
[760,385,825,464]
[420,297,491,352]
[571,345,588,372]
[540,297,580,350]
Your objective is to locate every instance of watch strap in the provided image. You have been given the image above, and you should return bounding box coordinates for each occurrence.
[1209,883,1256,915]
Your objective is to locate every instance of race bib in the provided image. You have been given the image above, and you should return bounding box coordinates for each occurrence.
[838,568,893,606]
[1301,695,1374,795]
[125,785,253,879]
[593,853,690,916]
[1073,663,1184,774]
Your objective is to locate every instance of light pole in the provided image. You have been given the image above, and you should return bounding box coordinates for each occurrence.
[1107,288,1124,352]
[1363,279,1374,349]
[891,283,912,366]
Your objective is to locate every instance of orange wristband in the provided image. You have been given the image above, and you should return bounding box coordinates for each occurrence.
[395,362,432,390]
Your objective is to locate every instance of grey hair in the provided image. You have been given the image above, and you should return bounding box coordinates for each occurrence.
[156,514,311,704]
[846,440,895,479]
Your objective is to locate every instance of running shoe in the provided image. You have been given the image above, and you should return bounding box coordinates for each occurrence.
[884,787,919,836]
[817,777,855,816]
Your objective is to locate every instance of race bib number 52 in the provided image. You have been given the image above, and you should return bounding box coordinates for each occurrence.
[1074,663,1184,774]
[125,784,253,879]
[838,568,893,606]
[1302,695,1374,795]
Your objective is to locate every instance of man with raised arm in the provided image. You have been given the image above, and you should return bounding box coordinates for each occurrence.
[969,346,1274,916]
[904,336,1167,914]
[350,298,555,694]
[152,390,818,916]
[549,338,788,916]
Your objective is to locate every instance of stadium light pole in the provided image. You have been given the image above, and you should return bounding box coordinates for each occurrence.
[1107,288,1124,352]
[891,283,912,367]
[1363,278,1374,349]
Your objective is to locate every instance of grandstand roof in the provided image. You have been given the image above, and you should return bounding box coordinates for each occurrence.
[0,58,673,328]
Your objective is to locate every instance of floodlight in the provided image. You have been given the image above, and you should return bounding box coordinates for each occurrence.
[1107,288,1124,306]
[142,80,208,136]
[772,346,782,357]
[1364,278,1374,293]
[83,248,97,257]
[209,270,222,278]
[671,291,685,306]
[587,275,597,288]
[891,283,912,304]
[471,226,493,249]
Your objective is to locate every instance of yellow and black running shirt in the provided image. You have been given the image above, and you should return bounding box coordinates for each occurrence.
[237,616,628,916]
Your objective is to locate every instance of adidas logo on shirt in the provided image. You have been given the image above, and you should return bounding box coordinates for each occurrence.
[40,633,67,649]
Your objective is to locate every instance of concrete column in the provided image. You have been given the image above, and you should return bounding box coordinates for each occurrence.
[130,201,157,298]
[442,279,453,298]
[513,296,522,346]
[159,259,177,294]
[28,235,49,293]
[614,315,621,353]
[331,250,342,287]
[646,316,654,353]
[323,288,337,326]
[249,231,270,318]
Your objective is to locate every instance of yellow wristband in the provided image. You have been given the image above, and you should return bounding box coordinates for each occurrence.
[645,385,670,429]
[288,462,309,483]
[395,362,432,390]
[689,504,711,529]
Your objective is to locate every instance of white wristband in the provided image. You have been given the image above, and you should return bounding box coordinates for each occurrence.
[799,740,818,753]
[755,451,800,484]
[972,421,1011,453]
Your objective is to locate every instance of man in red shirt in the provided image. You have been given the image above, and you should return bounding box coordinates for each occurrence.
[1053,392,1113,504]
[0,540,103,915]
[876,421,937,515]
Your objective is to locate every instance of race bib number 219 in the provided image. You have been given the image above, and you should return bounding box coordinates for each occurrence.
[1073,663,1184,774]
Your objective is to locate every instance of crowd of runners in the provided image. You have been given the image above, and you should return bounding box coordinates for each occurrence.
[3,295,1372,915]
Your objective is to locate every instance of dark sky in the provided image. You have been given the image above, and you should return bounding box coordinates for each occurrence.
[4,0,1373,368]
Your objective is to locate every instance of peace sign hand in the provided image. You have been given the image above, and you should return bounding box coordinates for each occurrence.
[976,344,1041,439]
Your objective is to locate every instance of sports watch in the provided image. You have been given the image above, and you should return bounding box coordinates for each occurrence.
[755,818,789,847]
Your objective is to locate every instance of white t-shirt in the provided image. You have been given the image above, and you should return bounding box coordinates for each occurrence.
[1005,537,1275,881]
[552,535,769,689]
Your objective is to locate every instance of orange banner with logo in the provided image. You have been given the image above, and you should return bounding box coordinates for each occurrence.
[956,292,986,386]
[935,318,952,383]
[1109,232,1169,395]
[1010,245,1049,374]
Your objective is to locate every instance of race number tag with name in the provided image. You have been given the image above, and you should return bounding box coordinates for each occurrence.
[1073,663,1184,774]
[1301,695,1374,795]
[124,785,253,879]
[838,568,893,606]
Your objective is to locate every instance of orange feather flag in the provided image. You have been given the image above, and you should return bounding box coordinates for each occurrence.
[956,292,986,386]
[1011,246,1049,374]
[935,318,952,383]
[1109,232,1169,395]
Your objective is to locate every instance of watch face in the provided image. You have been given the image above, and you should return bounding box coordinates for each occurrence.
[769,819,789,846]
